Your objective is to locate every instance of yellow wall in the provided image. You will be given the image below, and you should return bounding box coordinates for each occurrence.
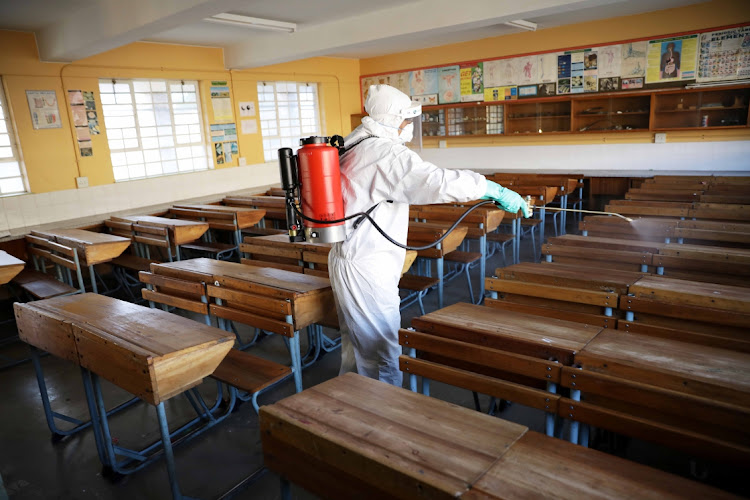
[359,0,750,148]
[0,31,360,194]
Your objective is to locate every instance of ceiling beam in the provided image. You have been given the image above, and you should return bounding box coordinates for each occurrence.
[36,0,249,62]
[224,0,627,69]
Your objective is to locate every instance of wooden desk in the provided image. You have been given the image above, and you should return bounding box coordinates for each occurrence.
[652,243,750,286]
[32,228,130,266]
[618,276,750,350]
[261,372,528,499]
[408,221,468,309]
[565,329,750,464]
[223,195,286,226]
[466,431,740,500]
[148,258,335,393]
[171,204,266,229]
[111,215,209,247]
[407,302,602,437]
[261,373,736,499]
[0,250,24,285]
[15,293,234,499]
[32,228,131,293]
[544,235,662,272]
[487,262,647,327]
[579,216,677,242]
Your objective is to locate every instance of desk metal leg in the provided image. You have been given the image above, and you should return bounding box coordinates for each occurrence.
[538,206,546,250]
[88,265,99,294]
[512,219,519,264]
[422,378,430,397]
[407,346,418,392]
[545,381,556,437]
[560,194,568,236]
[281,477,291,500]
[478,233,486,304]
[437,254,444,310]
[288,327,303,394]
[156,402,189,500]
[580,424,590,448]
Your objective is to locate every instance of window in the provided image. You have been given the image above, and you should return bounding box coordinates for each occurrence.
[99,79,209,182]
[0,78,27,196]
[258,82,321,162]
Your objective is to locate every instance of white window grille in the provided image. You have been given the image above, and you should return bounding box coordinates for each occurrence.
[257,81,321,162]
[0,78,27,196]
[98,79,209,182]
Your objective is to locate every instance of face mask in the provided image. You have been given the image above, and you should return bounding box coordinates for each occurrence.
[399,122,414,143]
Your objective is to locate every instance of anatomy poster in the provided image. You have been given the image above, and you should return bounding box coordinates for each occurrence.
[459,63,483,102]
[409,68,438,97]
[484,59,517,87]
[597,45,621,78]
[646,35,698,83]
[438,66,460,104]
[621,41,647,77]
[516,56,539,86]
[698,26,750,82]
[388,72,410,96]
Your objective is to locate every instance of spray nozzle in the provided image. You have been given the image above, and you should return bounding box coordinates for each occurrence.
[525,195,534,216]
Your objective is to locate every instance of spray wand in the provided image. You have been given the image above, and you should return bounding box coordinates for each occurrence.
[524,196,633,222]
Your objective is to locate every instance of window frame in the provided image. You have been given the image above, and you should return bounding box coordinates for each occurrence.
[0,77,29,196]
[99,78,210,182]
[257,81,322,162]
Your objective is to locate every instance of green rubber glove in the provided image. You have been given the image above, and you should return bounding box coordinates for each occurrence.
[482,180,531,218]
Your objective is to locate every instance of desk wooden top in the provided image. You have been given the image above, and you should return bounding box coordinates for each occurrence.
[260,373,528,499]
[408,221,468,256]
[411,302,602,365]
[497,262,648,294]
[223,195,285,208]
[466,431,740,500]
[172,204,266,229]
[414,204,505,234]
[0,250,25,285]
[111,215,209,245]
[629,275,750,314]
[32,228,130,266]
[151,258,330,295]
[548,235,666,253]
[576,329,750,409]
[14,293,233,405]
[660,243,750,264]
[249,233,332,254]
[677,219,750,232]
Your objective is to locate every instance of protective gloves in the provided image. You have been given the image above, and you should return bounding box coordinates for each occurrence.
[482,180,532,218]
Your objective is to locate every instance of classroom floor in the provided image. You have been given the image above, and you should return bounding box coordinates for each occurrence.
[0,223,747,499]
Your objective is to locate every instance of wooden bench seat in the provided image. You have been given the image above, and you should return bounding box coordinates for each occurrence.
[444,250,481,264]
[398,274,439,292]
[180,241,237,260]
[211,348,291,395]
[241,227,287,237]
[111,254,159,272]
[14,269,79,300]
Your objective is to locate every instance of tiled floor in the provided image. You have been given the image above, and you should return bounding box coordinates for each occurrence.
[0,223,746,499]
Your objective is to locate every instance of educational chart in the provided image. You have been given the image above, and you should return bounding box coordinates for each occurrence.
[646,34,698,83]
[210,81,233,122]
[438,65,460,104]
[359,23,749,108]
[697,26,750,82]
[26,90,61,130]
[460,63,483,102]
[409,68,438,105]
[619,41,647,77]
[67,89,98,157]
[210,123,238,165]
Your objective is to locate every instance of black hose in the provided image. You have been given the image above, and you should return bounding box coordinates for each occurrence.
[291,200,498,251]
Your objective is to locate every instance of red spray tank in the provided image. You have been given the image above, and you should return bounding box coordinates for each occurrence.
[278,136,347,244]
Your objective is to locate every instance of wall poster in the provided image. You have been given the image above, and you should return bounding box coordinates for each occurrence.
[438,66,460,104]
[26,90,61,129]
[697,26,750,82]
[460,63,483,102]
[646,34,698,83]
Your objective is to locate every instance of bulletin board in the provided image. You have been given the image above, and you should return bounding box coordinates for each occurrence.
[360,23,750,111]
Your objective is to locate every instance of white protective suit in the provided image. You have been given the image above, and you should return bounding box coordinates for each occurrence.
[328,87,487,386]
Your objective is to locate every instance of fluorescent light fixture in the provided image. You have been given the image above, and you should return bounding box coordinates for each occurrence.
[204,13,297,33]
[504,19,537,32]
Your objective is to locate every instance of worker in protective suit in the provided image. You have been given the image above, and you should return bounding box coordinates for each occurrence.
[329,84,530,386]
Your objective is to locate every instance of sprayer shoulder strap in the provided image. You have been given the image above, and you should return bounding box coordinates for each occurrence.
[341,135,376,155]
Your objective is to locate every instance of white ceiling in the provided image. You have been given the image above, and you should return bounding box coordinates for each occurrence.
[0,0,706,68]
